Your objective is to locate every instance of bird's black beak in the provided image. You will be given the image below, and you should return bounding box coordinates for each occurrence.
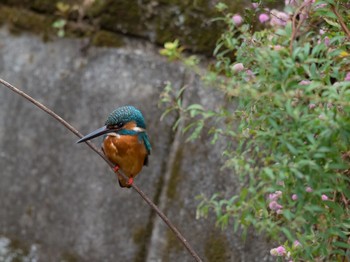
[77,125,117,143]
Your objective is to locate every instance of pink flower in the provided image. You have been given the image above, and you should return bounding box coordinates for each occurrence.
[308,103,316,109]
[319,29,325,35]
[285,0,298,7]
[269,200,283,211]
[245,69,255,80]
[292,194,298,200]
[270,246,286,256]
[299,80,311,85]
[272,246,286,256]
[276,246,286,255]
[324,36,330,46]
[304,0,314,5]
[232,14,243,26]
[306,186,313,192]
[273,45,283,51]
[321,194,328,201]
[270,10,289,27]
[245,69,254,76]
[252,3,259,8]
[269,191,282,201]
[293,240,301,248]
[232,63,244,72]
[259,13,270,23]
[345,72,350,81]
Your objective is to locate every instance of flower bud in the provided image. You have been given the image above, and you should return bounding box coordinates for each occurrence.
[232,14,243,26]
[231,63,244,72]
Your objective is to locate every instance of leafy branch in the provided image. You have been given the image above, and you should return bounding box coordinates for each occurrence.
[159,1,350,261]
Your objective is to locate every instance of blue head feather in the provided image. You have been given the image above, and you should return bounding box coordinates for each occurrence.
[105,105,146,128]
[105,106,151,154]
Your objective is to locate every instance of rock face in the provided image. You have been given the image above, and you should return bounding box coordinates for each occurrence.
[0,0,248,55]
[0,28,270,261]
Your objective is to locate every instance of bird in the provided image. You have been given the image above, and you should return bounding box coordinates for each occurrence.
[77,105,151,188]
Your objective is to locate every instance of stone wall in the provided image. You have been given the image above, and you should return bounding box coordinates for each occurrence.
[0,27,272,261]
[0,0,249,55]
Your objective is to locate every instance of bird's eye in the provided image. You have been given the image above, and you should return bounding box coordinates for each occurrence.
[107,122,123,129]
[115,122,123,128]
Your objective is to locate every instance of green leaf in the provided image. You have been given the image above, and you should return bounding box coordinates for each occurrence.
[330,249,346,256]
[263,167,275,179]
[186,104,204,113]
[216,214,230,229]
[215,2,228,11]
[186,120,204,141]
[285,142,298,155]
[326,227,348,240]
[325,201,344,217]
[52,19,66,28]
[283,209,294,221]
[58,29,65,38]
[332,241,350,249]
[160,107,175,121]
[281,227,294,242]
[240,188,248,202]
[323,17,340,28]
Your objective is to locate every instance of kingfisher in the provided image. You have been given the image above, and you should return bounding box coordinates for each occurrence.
[77,106,151,188]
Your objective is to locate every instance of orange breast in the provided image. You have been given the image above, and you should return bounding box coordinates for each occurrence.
[102,134,147,179]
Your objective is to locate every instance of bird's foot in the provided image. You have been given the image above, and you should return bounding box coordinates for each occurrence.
[126,177,134,186]
[113,165,120,173]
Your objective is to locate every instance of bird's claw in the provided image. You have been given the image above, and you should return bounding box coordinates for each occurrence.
[126,177,134,186]
[113,165,120,172]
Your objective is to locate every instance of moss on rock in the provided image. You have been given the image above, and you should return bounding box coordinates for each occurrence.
[97,0,145,38]
[0,5,54,39]
[0,5,126,48]
[30,0,60,13]
[0,0,252,55]
[1,0,82,13]
[204,232,230,262]
[166,147,183,200]
[61,250,83,262]
[163,228,182,261]
[91,30,124,47]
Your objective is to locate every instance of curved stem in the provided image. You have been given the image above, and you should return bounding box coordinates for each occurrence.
[0,77,203,262]
[331,4,350,38]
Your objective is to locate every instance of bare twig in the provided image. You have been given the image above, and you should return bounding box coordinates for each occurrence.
[0,78,203,262]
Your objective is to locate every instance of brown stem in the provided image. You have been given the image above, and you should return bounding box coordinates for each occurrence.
[330,4,350,38]
[0,78,203,262]
[290,1,311,55]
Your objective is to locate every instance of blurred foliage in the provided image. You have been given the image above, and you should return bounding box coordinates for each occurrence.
[160,0,350,261]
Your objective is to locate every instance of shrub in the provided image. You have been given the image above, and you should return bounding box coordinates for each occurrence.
[160,0,350,261]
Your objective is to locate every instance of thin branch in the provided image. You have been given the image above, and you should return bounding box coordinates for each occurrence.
[290,0,311,55]
[0,78,107,161]
[0,78,203,262]
[330,4,350,38]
